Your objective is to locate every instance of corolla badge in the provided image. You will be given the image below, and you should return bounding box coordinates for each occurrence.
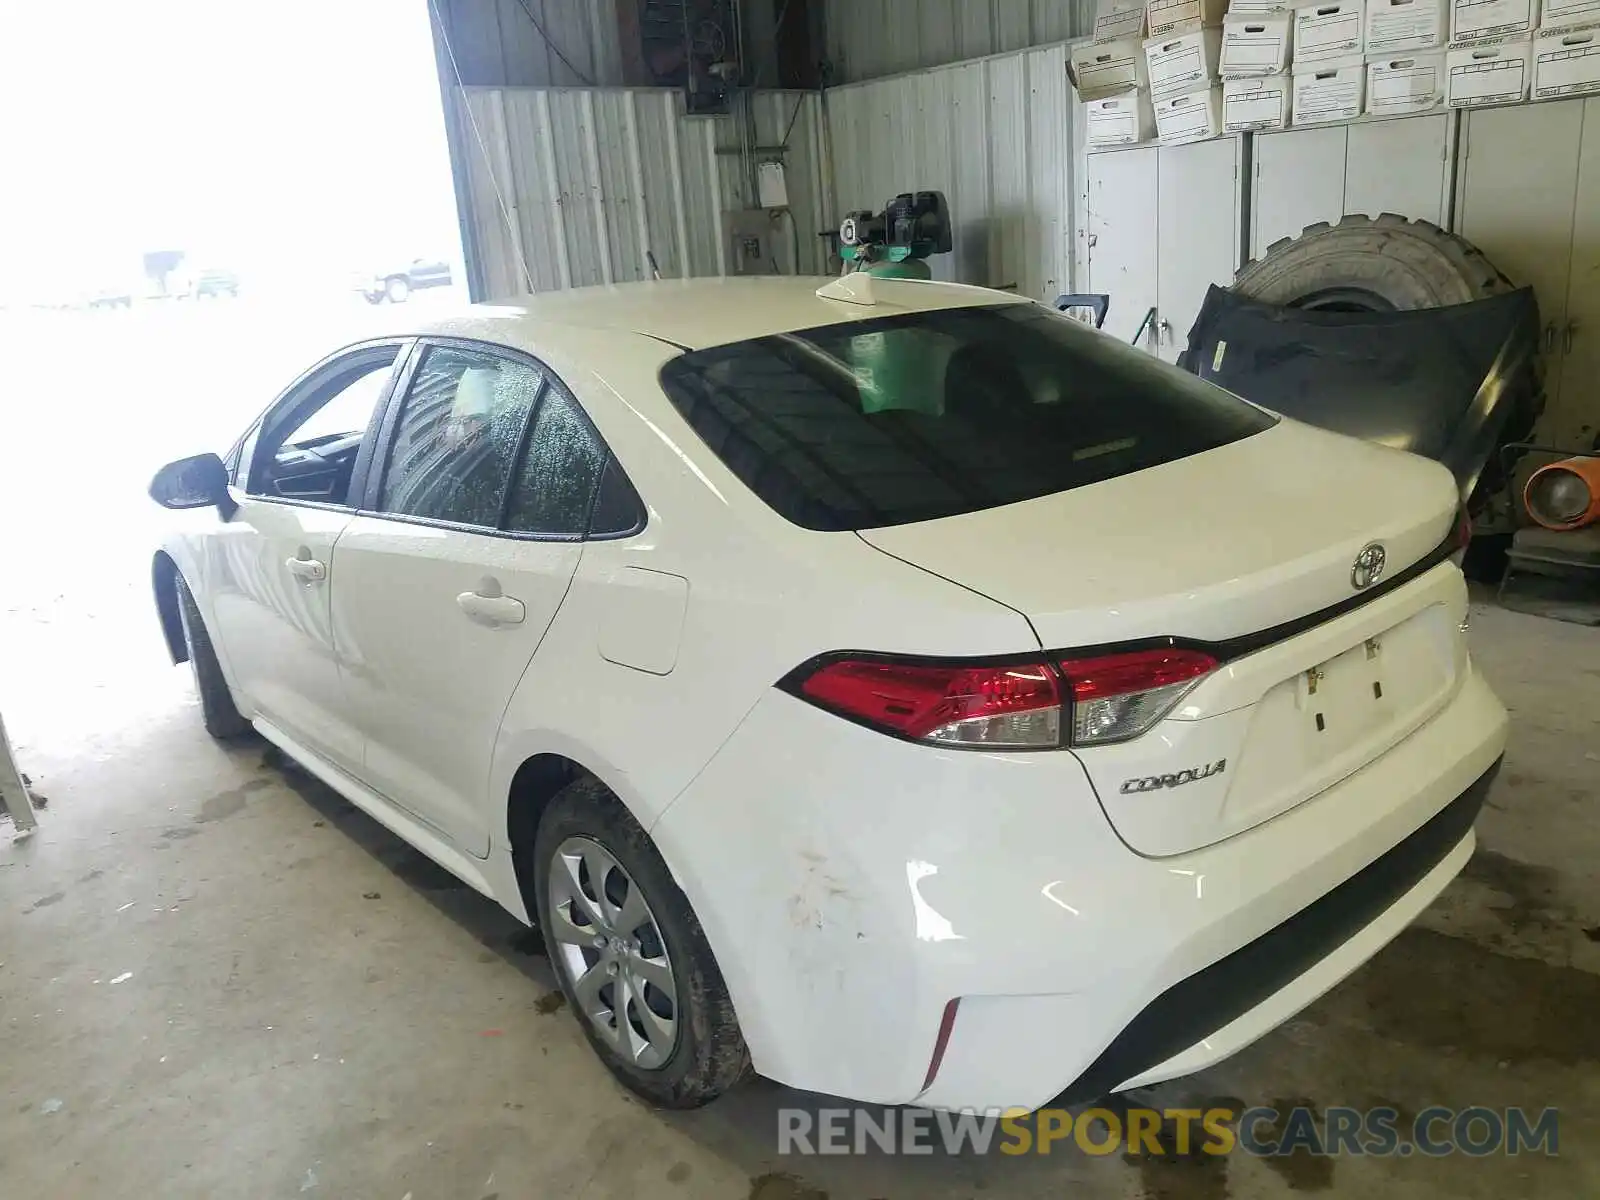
[1119,760,1226,794]
[1351,542,1387,591]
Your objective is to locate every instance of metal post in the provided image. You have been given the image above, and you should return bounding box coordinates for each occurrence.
[0,709,38,838]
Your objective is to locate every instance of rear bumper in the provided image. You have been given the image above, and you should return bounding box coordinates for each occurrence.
[652,663,1508,1111]
[1062,757,1496,1102]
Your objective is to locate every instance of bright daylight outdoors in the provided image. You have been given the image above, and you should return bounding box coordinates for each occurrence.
[0,1,463,746]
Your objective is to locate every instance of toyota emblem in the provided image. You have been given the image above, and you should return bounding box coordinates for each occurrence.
[1351,543,1387,590]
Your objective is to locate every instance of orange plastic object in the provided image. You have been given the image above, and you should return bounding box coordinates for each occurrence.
[1524,456,1600,531]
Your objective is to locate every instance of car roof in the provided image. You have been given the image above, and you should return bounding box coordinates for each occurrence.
[405,275,1030,352]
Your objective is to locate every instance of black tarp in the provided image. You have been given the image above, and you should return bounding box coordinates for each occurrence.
[1182,285,1541,501]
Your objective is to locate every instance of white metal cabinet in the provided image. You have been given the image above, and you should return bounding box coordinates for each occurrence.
[1345,117,1450,229]
[1459,101,1586,418]
[1087,146,1160,347]
[1252,126,1346,257]
[1251,115,1451,258]
[1553,99,1600,447]
[1087,138,1240,357]
[1157,136,1242,360]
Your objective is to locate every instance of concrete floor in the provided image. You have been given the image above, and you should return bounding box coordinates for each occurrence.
[4,305,1600,1198]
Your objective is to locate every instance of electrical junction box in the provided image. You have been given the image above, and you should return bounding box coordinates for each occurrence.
[757,161,789,209]
[724,209,779,275]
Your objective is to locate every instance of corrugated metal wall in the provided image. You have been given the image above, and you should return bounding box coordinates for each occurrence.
[826,43,1079,304]
[823,0,1092,82]
[455,87,829,299]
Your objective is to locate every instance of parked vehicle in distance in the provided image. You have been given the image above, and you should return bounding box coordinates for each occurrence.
[147,275,1507,1112]
[169,266,240,300]
[356,258,453,304]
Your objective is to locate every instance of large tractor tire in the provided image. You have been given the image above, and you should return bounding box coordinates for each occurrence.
[1232,213,1514,312]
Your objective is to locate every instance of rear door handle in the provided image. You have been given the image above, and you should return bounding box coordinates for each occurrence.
[285,555,326,581]
[456,578,526,627]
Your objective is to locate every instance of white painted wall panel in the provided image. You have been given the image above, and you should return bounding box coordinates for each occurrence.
[456,87,828,299]
[826,43,1078,303]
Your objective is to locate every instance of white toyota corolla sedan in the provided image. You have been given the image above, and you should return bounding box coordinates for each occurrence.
[149,274,1507,1112]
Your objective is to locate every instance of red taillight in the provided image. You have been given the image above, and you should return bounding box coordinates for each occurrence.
[794,657,1062,748]
[788,646,1218,750]
[1057,647,1217,746]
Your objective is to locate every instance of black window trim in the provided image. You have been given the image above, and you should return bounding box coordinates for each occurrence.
[239,336,416,515]
[357,335,647,543]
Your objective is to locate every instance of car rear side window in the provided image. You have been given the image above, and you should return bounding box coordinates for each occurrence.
[378,346,544,528]
[656,303,1276,531]
[503,385,608,537]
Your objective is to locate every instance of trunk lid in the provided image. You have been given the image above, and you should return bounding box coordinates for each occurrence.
[859,420,1467,856]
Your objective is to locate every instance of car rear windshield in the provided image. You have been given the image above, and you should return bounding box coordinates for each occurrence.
[656,303,1277,531]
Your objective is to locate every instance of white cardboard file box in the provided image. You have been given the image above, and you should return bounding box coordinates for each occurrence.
[1365,0,1447,53]
[1542,0,1600,30]
[1447,36,1533,105]
[1146,28,1224,96]
[1223,75,1292,128]
[1293,56,1367,122]
[1087,92,1159,147]
[1069,36,1152,98]
[1095,0,1149,40]
[1534,22,1600,99]
[1146,0,1228,38]
[1154,85,1226,142]
[1295,0,1367,62]
[1220,14,1293,75]
[1226,0,1291,11]
[1449,0,1533,43]
[1366,51,1447,113]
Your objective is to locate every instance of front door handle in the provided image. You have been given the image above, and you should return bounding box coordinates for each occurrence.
[285,553,326,582]
[456,577,526,627]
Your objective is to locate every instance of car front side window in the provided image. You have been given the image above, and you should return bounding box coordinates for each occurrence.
[248,346,402,506]
[377,346,545,529]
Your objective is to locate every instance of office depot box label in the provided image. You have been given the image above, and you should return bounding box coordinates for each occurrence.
[1154,85,1225,142]
[1296,0,1367,62]
[1534,22,1600,98]
[1220,14,1293,75]
[1223,75,1292,128]
[1447,36,1533,104]
[1450,0,1533,43]
[1146,27,1223,96]
[1293,56,1367,121]
[1366,51,1447,113]
[1366,0,1447,53]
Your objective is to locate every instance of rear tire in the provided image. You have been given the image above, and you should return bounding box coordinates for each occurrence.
[175,575,250,740]
[532,777,750,1108]
[384,275,410,304]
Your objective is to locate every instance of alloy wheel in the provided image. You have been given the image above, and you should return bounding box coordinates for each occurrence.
[546,836,679,1069]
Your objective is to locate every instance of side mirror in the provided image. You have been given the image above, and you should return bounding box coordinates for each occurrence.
[149,453,237,518]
